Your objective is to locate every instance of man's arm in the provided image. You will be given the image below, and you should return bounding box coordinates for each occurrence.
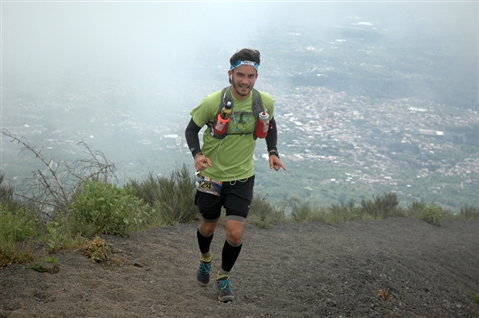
[185,118,212,171]
[265,117,278,153]
[185,118,202,158]
[265,117,286,171]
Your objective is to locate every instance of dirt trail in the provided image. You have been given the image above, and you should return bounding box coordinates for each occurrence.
[1,217,478,317]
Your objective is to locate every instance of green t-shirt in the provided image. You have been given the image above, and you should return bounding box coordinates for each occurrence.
[190,88,274,182]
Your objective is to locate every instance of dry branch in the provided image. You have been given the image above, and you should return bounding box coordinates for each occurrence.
[1,129,117,218]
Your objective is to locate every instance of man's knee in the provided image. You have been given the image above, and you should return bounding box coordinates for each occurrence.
[200,219,218,236]
[225,220,245,245]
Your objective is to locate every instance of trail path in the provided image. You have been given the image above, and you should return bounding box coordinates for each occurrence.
[1,218,478,317]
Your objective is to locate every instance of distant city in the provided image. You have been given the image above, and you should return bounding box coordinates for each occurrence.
[272,84,478,187]
[2,12,478,211]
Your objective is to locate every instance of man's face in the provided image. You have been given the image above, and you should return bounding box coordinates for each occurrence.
[229,65,258,100]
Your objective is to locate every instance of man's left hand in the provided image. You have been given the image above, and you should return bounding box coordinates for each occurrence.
[269,155,286,171]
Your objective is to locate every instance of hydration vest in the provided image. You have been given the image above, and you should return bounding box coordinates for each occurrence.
[208,87,265,140]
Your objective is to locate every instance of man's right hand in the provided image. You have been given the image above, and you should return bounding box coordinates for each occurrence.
[195,154,212,171]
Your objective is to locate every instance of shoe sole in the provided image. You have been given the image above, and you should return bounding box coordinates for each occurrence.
[215,283,234,302]
[218,294,234,302]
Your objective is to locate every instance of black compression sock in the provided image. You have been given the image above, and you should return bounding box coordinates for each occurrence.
[221,239,242,273]
[197,228,214,255]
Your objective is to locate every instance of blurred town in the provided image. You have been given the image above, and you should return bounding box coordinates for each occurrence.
[2,74,478,211]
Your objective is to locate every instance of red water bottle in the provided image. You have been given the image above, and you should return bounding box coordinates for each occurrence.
[256,110,269,138]
[213,101,232,135]
[214,114,229,135]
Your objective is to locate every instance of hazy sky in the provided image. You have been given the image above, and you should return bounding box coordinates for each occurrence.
[1,1,478,203]
[2,1,477,90]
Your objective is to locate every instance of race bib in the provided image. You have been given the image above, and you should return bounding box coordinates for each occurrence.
[195,172,223,196]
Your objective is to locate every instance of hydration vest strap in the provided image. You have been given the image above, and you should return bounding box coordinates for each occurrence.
[209,87,264,140]
[250,89,264,140]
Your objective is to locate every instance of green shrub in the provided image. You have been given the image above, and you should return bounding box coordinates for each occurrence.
[360,192,402,219]
[0,173,29,217]
[290,200,317,222]
[325,199,364,225]
[0,173,40,266]
[0,205,37,245]
[44,213,85,252]
[406,201,427,218]
[289,199,364,226]
[323,203,348,226]
[0,204,37,267]
[68,180,149,237]
[459,205,479,220]
[130,164,197,225]
[0,173,14,201]
[420,202,445,226]
[25,255,60,273]
[81,236,111,263]
[248,195,285,228]
[406,200,451,226]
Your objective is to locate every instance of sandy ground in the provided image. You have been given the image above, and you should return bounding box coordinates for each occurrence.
[1,217,479,318]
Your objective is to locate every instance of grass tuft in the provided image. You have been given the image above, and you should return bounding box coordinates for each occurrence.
[459,205,479,220]
[248,195,285,228]
[472,293,479,305]
[129,164,198,226]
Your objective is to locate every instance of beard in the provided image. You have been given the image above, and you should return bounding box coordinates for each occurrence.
[232,80,254,98]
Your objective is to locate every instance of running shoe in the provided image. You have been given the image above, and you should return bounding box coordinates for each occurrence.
[215,277,235,302]
[196,261,211,287]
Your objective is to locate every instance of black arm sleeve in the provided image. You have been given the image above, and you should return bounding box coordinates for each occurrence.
[185,118,202,158]
[265,117,278,152]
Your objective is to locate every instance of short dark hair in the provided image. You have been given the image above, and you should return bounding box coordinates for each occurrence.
[230,48,261,67]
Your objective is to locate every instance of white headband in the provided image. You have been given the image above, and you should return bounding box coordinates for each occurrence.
[230,60,259,70]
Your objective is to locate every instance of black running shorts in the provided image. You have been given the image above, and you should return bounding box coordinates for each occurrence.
[194,175,255,221]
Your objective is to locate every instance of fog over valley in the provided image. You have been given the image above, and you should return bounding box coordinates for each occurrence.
[2,1,478,210]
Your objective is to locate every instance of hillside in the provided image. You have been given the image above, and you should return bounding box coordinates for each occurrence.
[1,217,478,317]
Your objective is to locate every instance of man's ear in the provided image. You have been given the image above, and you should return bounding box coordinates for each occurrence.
[228,70,233,84]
